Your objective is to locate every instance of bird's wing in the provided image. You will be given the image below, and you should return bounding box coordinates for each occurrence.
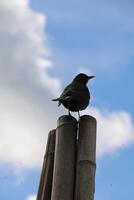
[59,84,76,100]
[59,83,89,102]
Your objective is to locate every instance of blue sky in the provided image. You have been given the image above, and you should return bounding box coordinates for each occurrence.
[0,0,134,200]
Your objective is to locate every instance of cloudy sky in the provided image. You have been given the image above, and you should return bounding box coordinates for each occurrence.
[0,0,134,199]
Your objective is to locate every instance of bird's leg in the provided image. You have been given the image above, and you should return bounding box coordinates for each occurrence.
[68,109,71,116]
[67,104,71,116]
[76,109,80,140]
[77,105,80,121]
[78,110,80,119]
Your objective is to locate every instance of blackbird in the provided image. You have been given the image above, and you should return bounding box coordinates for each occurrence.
[52,73,95,117]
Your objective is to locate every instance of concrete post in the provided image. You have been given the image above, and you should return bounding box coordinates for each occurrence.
[51,115,77,200]
[36,129,56,200]
[75,115,97,200]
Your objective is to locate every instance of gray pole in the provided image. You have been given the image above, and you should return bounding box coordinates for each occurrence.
[51,115,77,200]
[36,129,56,200]
[75,115,97,200]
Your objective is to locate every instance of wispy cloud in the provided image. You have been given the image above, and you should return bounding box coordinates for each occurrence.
[44,0,134,75]
[26,194,36,200]
[78,67,94,76]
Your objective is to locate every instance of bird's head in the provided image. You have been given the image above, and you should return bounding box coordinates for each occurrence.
[73,73,95,85]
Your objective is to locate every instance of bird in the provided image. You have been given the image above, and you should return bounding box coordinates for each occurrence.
[52,73,95,117]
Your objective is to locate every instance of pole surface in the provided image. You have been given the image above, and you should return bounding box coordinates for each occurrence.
[36,129,56,200]
[51,115,77,200]
[75,115,97,200]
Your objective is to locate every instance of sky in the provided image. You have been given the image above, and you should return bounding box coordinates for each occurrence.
[0,0,134,199]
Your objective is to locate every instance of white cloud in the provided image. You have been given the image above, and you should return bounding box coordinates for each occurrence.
[0,0,61,169]
[26,194,36,200]
[87,107,134,157]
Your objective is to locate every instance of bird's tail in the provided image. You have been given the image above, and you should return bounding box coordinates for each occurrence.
[52,98,61,106]
[52,98,60,101]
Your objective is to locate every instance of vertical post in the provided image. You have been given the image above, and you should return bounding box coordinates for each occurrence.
[36,129,56,200]
[75,115,97,200]
[51,115,77,200]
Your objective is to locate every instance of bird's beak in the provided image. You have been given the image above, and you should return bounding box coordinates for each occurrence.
[88,75,95,80]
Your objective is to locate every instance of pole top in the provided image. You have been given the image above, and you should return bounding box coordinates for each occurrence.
[57,115,77,128]
[80,115,97,124]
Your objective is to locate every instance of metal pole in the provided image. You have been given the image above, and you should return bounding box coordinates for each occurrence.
[51,115,77,200]
[75,115,97,200]
[36,129,56,200]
